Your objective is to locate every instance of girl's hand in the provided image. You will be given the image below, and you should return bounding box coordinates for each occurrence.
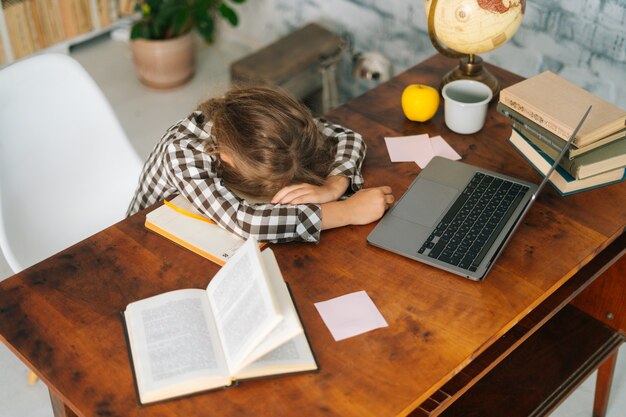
[320,186,395,230]
[271,176,350,205]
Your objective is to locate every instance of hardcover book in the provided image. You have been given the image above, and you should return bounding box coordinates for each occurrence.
[123,238,318,405]
[509,128,625,196]
[515,124,626,180]
[500,71,626,147]
[497,102,626,159]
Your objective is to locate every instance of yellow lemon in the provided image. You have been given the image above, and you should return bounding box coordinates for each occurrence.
[401,84,440,122]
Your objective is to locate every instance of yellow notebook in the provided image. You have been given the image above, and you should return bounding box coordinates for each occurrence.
[145,195,265,265]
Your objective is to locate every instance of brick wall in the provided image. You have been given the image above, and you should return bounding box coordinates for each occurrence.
[222,0,626,108]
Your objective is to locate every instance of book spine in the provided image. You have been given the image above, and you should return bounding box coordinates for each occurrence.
[499,89,574,143]
[3,0,36,59]
[72,0,92,35]
[0,26,6,64]
[23,0,46,50]
[42,0,65,43]
[56,0,78,38]
[513,124,581,179]
[96,0,111,28]
[497,102,574,157]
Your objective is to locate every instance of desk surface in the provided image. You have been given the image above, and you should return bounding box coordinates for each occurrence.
[1,55,625,417]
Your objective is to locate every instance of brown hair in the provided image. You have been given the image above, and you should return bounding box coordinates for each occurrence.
[197,86,335,200]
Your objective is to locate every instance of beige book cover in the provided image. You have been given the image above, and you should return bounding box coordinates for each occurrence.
[38,0,65,43]
[55,0,78,38]
[0,25,6,63]
[71,0,93,35]
[500,71,626,147]
[96,0,111,27]
[3,0,36,58]
[23,0,46,49]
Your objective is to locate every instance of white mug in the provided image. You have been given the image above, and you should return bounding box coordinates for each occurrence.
[442,80,493,135]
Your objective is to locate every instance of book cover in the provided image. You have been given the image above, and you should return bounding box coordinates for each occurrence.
[509,128,625,196]
[500,71,626,147]
[96,0,111,28]
[145,195,265,266]
[0,24,6,63]
[44,0,66,42]
[71,0,93,35]
[55,0,78,38]
[3,0,36,58]
[515,123,626,180]
[497,102,626,159]
[23,0,46,50]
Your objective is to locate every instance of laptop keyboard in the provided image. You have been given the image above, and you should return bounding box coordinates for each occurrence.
[418,172,529,272]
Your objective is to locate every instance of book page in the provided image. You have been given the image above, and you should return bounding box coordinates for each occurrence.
[124,289,230,404]
[206,238,282,373]
[234,334,317,380]
[233,249,305,373]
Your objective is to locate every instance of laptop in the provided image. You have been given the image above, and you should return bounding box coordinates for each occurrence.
[367,106,592,281]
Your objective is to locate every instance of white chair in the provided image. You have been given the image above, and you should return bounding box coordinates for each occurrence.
[0,53,143,273]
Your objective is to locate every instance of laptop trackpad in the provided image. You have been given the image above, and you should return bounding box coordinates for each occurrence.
[392,179,459,227]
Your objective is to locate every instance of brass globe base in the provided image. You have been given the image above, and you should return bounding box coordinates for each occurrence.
[439,55,499,100]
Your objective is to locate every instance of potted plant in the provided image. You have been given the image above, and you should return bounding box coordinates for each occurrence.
[130,0,247,89]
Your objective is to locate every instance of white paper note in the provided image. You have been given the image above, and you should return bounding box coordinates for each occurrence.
[314,291,388,341]
[384,134,431,162]
[430,135,462,161]
[384,134,461,168]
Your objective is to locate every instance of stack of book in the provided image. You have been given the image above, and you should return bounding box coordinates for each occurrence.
[0,0,136,63]
[498,71,626,196]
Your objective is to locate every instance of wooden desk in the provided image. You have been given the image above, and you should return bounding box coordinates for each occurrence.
[1,55,624,417]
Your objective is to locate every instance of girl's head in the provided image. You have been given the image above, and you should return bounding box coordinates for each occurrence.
[198,86,334,200]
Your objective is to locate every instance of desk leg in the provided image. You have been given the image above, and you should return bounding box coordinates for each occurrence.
[593,350,618,417]
[49,389,78,417]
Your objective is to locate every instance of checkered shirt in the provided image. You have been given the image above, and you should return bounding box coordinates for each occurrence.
[127,112,366,243]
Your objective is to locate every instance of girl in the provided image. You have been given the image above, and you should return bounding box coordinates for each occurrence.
[127,86,393,243]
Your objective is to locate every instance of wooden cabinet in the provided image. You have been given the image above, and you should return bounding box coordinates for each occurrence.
[0,0,135,65]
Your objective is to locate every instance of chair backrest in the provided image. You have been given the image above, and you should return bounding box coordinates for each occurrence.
[0,54,143,273]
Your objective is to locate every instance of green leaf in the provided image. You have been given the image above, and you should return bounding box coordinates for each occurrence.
[219,3,238,26]
[228,0,247,4]
[130,21,152,40]
[195,9,216,43]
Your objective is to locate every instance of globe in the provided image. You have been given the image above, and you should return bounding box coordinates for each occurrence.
[424,0,526,95]
[425,0,525,55]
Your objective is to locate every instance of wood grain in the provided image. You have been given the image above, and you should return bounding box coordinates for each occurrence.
[436,305,623,417]
[1,54,625,417]
[572,254,626,333]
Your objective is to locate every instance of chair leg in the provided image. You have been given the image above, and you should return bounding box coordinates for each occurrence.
[593,349,619,417]
[28,370,38,384]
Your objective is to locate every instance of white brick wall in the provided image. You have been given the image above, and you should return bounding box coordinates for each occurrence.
[221,0,626,108]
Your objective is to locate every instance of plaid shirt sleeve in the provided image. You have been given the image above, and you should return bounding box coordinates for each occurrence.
[131,114,368,243]
[165,137,322,243]
[315,118,367,192]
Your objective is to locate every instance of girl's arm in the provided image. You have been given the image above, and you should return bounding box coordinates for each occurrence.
[165,138,324,243]
[317,118,367,193]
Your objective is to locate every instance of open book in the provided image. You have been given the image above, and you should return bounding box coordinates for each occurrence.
[122,238,318,405]
[145,195,264,265]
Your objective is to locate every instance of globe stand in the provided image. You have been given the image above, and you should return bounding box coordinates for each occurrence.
[440,55,499,99]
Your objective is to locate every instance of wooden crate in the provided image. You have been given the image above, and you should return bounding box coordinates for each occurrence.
[230,23,345,114]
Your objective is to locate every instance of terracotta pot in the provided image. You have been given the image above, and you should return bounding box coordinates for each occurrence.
[131,31,196,89]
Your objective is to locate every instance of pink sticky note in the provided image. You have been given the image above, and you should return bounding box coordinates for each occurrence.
[431,135,461,161]
[384,134,430,162]
[314,291,388,341]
